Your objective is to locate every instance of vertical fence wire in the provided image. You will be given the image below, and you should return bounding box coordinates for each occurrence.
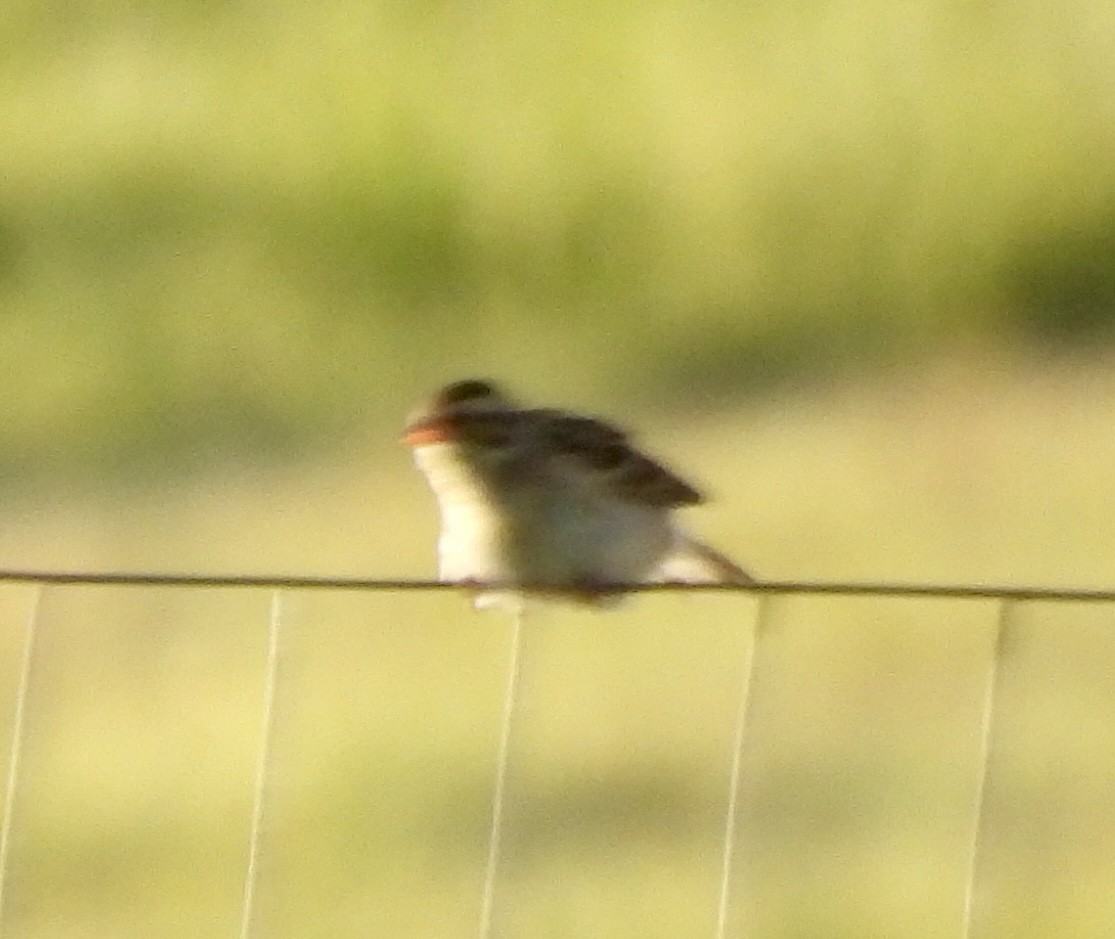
[959,598,1014,939]
[478,604,527,939]
[0,576,1105,938]
[715,594,772,939]
[0,587,42,933]
[239,590,284,939]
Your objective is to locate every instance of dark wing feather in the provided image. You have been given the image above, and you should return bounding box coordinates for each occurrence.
[530,410,703,507]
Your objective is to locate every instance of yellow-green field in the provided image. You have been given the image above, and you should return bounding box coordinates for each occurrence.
[2,0,1115,479]
[0,356,1112,937]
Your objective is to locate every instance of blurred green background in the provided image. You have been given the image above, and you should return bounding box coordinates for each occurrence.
[1,0,1114,483]
[1,0,1114,935]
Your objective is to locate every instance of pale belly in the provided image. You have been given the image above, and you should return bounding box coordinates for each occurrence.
[436,501,512,583]
[413,442,675,592]
[520,496,674,586]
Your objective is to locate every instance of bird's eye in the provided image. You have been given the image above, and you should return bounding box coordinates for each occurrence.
[439,379,496,406]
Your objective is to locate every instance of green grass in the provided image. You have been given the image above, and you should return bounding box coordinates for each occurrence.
[1,0,1115,478]
[0,358,1113,936]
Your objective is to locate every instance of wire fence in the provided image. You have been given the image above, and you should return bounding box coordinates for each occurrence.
[0,568,1114,601]
[0,571,1112,938]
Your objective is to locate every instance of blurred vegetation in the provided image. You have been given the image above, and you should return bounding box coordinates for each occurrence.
[0,0,1113,482]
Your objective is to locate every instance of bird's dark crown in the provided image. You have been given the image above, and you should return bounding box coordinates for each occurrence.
[436,379,499,407]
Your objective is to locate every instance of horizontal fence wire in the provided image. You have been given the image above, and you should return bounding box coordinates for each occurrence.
[0,569,1111,601]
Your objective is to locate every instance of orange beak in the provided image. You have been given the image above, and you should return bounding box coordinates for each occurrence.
[402,419,455,447]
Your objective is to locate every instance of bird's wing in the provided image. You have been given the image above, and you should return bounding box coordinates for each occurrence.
[528,410,703,507]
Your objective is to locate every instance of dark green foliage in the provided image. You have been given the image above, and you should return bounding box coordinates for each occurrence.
[1005,209,1115,343]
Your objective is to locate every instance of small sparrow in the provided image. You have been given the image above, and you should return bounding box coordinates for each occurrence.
[403,379,754,609]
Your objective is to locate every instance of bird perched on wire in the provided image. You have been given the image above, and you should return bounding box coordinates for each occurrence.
[403,379,754,609]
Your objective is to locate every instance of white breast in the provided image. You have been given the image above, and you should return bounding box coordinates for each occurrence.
[412,440,682,604]
[411,443,509,583]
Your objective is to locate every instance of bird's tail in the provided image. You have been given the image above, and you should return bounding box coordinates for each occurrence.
[660,535,755,585]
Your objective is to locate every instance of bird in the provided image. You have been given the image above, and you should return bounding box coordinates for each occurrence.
[403,379,754,609]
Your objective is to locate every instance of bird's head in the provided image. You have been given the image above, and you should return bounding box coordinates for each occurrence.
[403,379,519,459]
